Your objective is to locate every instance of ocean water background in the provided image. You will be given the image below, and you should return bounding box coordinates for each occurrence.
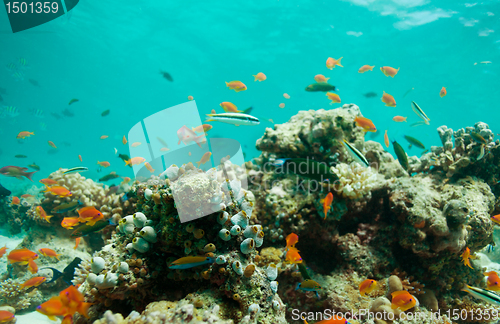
[0,0,499,195]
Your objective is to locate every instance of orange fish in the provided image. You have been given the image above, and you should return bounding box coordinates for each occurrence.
[97,161,110,168]
[492,214,500,225]
[21,194,34,198]
[253,72,266,81]
[37,297,69,320]
[58,285,92,318]
[314,74,330,83]
[122,135,127,145]
[11,196,20,205]
[177,126,205,148]
[160,147,170,152]
[220,102,241,113]
[125,157,146,166]
[355,116,377,132]
[17,131,34,139]
[359,279,377,296]
[461,247,474,269]
[192,124,213,133]
[226,81,247,92]
[78,155,82,162]
[358,65,374,73]
[40,178,58,186]
[0,246,7,258]
[20,276,46,289]
[7,248,38,264]
[77,206,103,226]
[392,116,407,122]
[74,237,81,250]
[440,87,447,98]
[36,206,53,223]
[279,103,285,109]
[100,135,108,140]
[131,142,141,147]
[211,109,216,114]
[39,248,62,261]
[285,233,298,248]
[196,152,212,167]
[187,95,194,101]
[384,130,390,148]
[283,93,290,99]
[61,217,81,230]
[285,247,303,264]
[380,66,399,77]
[28,258,38,274]
[0,310,15,323]
[48,141,57,149]
[381,91,396,107]
[62,315,73,324]
[302,315,349,324]
[322,192,333,220]
[144,162,155,173]
[485,271,500,291]
[121,177,131,185]
[44,186,72,197]
[326,92,341,104]
[391,290,418,312]
[326,57,343,69]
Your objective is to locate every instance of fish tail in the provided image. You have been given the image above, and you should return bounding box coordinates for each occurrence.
[78,302,93,318]
[337,57,343,67]
[25,171,37,181]
[241,107,253,114]
[45,215,53,223]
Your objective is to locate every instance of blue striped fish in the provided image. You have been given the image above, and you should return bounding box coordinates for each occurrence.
[206,112,259,126]
[342,139,369,167]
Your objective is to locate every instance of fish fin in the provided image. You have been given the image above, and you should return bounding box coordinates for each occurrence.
[241,107,253,114]
[45,215,53,223]
[78,302,93,318]
[205,119,215,122]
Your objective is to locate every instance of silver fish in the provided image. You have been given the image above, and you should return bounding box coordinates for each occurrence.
[462,285,500,306]
[205,113,259,126]
[342,139,369,167]
[63,167,89,175]
[411,101,430,125]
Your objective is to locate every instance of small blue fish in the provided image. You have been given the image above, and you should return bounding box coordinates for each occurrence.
[168,256,215,269]
[296,279,322,299]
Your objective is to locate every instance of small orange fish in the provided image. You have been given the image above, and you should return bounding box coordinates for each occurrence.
[48,141,57,149]
[314,74,330,83]
[44,186,72,197]
[28,258,38,274]
[97,161,110,168]
[226,81,247,92]
[380,66,399,77]
[485,271,500,291]
[440,87,447,98]
[355,116,377,132]
[392,116,407,122]
[77,206,103,226]
[253,72,266,81]
[285,247,303,264]
[358,65,374,73]
[187,95,194,101]
[322,192,333,220]
[78,155,82,162]
[220,102,241,113]
[40,178,58,186]
[21,194,34,198]
[121,177,131,185]
[279,103,285,109]
[74,237,81,250]
[7,248,38,264]
[145,162,155,173]
[59,285,92,318]
[131,142,141,147]
[384,130,390,148]
[359,279,377,296]
[122,136,127,145]
[492,214,500,225]
[0,310,15,323]
[100,135,108,140]
[0,246,7,258]
[461,247,474,269]
[283,93,290,99]
[61,217,81,229]
[381,91,396,107]
[125,157,146,166]
[196,152,212,167]
[326,92,341,104]
[285,233,298,248]
[17,131,34,139]
[36,206,53,223]
[160,147,170,152]
[391,290,418,312]
[326,57,343,69]
[192,124,213,133]
[36,297,69,320]
[211,109,216,114]
[39,248,62,261]
[11,196,20,205]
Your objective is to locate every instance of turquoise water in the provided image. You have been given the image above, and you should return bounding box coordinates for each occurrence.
[0,0,499,191]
